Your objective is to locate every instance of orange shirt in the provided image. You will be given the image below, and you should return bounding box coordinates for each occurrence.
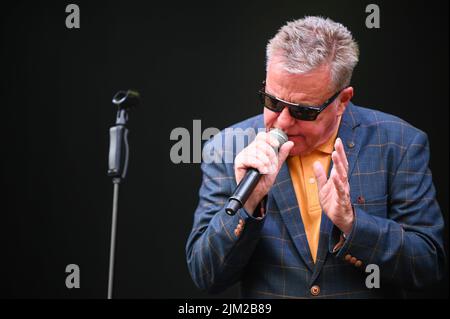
[287,119,341,263]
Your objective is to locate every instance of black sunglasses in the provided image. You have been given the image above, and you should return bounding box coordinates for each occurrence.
[259,82,343,121]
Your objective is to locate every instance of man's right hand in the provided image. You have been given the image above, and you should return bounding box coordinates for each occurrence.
[234,132,294,215]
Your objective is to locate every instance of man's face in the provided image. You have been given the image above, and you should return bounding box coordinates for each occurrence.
[264,62,352,156]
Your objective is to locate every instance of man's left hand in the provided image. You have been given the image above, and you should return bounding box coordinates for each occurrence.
[313,137,354,236]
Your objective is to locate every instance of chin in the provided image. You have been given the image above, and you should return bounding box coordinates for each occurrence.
[288,143,313,157]
[289,145,305,156]
[286,136,307,156]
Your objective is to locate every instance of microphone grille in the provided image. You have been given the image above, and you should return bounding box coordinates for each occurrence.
[269,128,288,146]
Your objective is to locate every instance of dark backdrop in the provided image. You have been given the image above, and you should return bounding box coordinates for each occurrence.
[1,0,448,298]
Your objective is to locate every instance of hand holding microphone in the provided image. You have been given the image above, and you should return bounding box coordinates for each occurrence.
[226,129,294,215]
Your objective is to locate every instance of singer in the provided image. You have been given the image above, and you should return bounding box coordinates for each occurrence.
[185,16,445,298]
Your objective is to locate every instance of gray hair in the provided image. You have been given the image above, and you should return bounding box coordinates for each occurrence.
[266,16,359,91]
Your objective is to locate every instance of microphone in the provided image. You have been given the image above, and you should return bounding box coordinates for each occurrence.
[108,90,140,179]
[107,89,140,300]
[225,128,288,216]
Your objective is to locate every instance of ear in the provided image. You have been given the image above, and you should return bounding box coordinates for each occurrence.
[336,86,354,116]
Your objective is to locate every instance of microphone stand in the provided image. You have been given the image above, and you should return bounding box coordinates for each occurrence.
[106,90,139,299]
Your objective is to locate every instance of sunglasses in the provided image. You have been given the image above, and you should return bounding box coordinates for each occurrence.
[258,82,343,121]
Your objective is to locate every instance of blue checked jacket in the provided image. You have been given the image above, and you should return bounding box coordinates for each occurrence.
[185,103,445,298]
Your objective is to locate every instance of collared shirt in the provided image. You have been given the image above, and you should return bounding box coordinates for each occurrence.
[287,118,341,263]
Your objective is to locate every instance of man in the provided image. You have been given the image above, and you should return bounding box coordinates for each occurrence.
[185,16,445,298]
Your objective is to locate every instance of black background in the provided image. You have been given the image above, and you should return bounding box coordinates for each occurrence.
[1,0,448,298]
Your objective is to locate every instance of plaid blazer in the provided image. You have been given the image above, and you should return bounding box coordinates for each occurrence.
[185,103,445,298]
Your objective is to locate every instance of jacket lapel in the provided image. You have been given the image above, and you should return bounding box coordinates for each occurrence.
[309,102,363,283]
[335,102,362,180]
[271,163,315,272]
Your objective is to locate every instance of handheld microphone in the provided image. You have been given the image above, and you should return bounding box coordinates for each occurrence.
[225,128,288,216]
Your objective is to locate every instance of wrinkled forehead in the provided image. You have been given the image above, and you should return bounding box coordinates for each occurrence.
[266,61,334,105]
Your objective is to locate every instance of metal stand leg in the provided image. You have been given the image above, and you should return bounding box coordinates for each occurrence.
[108,178,121,299]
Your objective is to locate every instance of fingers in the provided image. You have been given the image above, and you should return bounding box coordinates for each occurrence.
[339,139,349,169]
[277,141,294,167]
[247,155,273,175]
[242,132,292,174]
[332,138,349,183]
[254,140,278,163]
[313,161,327,191]
[332,173,347,198]
[235,149,273,174]
[335,138,348,170]
[332,174,352,210]
[235,132,293,177]
[332,151,347,182]
[236,134,279,175]
[253,141,278,174]
[255,132,280,151]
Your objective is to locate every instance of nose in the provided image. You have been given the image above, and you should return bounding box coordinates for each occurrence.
[275,106,296,129]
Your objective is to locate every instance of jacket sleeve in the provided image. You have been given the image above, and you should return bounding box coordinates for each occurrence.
[329,130,445,289]
[185,138,267,294]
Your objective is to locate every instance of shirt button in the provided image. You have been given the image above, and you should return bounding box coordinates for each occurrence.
[308,177,316,184]
[310,285,321,296]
